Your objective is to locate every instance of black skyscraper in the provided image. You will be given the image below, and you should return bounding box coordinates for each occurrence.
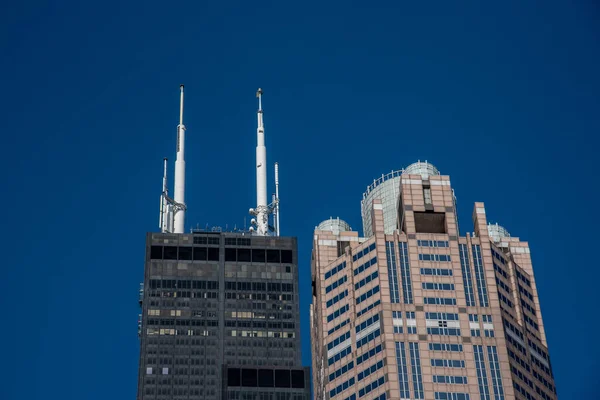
[137,231,310,400]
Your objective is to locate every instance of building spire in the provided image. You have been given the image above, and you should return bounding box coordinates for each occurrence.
[253,88,269,235]
[173,84,186,233]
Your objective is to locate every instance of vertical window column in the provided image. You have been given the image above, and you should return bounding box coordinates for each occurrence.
[487,346,505,400]
[472,245,489,307]
[459,244,476,306]
[474,345,491,400]
[386,242,400,303]
[409,342,424,399]
[395,342,411,399]
[398,242,413,304]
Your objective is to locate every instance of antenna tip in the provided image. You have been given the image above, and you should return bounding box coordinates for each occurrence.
[256,88,263,97]
[180,84,184,90]
[163,157,168,161]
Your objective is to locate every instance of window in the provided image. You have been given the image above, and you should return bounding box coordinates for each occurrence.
[356,314,380,334]
[357,360,384,381]
[326,276,348,294]
[428,327,461,336]
[356,285,380,304]
[193,236,207,244]
[266,249,280,263]
[386,242,400,303]
[395,342,410,398]
[410,342,424,399]
[422,282,455,290]
[327,290,349,308]
[357,344,383,365]
[329,377,355,398]
[427,312,459,320]
[498,292,514,308]
[424,297,457,306]
[328,331,351,351]
[494,262,509,279]
[326,261,347,280]
[419,253,452,262]
[404,311,417,334]
[225,248,237,261]
[329,361,354,382]
[424,188,432,204]
[353,257,377,276]
[431,359,465,368]
[178,246,192,260]
[281,250,293,263]
[163,246,178,260]
[356,300,380,317]
[252,249,266,263]
[417,240,449,248]
[434,393,471,400]
[353,242,376,262]
[358,376,385,398]
[398,242,413,304]
[472,245,489,307]
[150,246,163,259]
[487,346,505,400]
[420,268,453,276]
[429,343,463,352]
[459,244,476,306]
[237,248,251,262]
[356,329,381,348]
[433,375,468,384]
[193,246,213,263]
[327,304,349,322]
[328,346,352,366]
[328,319,350,335]
[355,271,379,290]
[474,345,491,400]
[496,278,511,294]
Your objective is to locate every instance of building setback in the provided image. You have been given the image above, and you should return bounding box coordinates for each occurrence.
[137,232,310,400]
[310,162,557,400]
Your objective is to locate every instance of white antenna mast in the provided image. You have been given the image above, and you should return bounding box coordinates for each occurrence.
[275,162,280,236]
[159,157,169,232]
[158,86,187,234]
[173,84,187,233]
[252,88,269,235]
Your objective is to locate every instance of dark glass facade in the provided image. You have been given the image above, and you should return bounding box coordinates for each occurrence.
[137,232,309,400]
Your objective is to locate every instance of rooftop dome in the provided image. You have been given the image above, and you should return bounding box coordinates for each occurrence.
[488,223,510,243]
[317,217,352,235]
[403,160,440,179]
[361,160,441,237]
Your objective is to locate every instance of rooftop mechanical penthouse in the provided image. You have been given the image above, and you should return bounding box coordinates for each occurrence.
[310,161,556,400]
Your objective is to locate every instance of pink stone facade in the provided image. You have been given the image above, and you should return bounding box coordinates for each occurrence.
[310,173,557,400]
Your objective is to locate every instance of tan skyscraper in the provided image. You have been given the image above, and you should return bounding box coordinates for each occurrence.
[310,161,556,400]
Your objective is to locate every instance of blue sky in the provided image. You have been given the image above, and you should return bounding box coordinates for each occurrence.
[1,1,598,398]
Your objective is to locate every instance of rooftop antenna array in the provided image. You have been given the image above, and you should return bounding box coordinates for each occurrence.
[249,89,280,236]
[275,162,280,236]
[159,85,187,233]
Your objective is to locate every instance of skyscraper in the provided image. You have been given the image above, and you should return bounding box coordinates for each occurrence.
[310,162,556,400]
[137,87,310,400]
